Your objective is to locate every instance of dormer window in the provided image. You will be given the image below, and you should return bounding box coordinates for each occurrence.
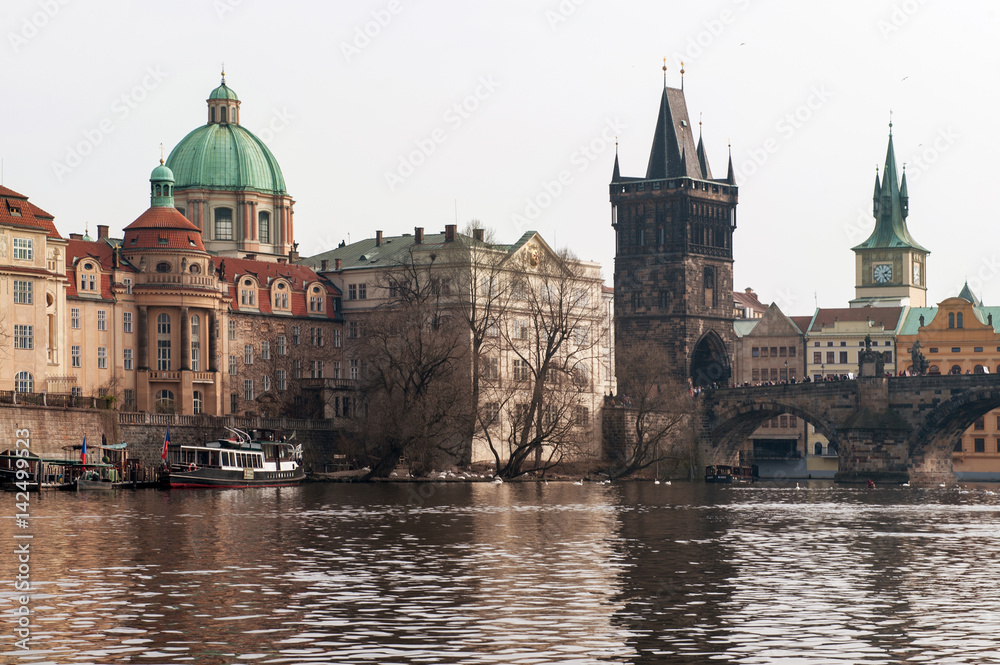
[273,281,289,310]
[241,278,256,307]
[309,285,325,313]
[158,237,168,244]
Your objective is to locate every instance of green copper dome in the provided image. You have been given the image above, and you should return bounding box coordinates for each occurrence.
[150,161,174,183]
[165,123,287,195]
[209,83,239,101]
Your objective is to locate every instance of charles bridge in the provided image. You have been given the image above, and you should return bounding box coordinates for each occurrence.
[698,373,1000,483]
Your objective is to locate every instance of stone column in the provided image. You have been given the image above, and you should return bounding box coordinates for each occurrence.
[209,311,219,372]
[180,307,190,371]
[137,306,149,370]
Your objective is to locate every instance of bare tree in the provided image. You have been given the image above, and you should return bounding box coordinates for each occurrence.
[350,248,473,478]
[605,341,692,480]
[480,248,604,479]
[439,221,511,463]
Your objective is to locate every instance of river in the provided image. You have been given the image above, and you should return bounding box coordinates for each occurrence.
[3,481,1000,664]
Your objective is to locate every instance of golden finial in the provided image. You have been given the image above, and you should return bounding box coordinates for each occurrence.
[888,108,893,134]
[159,142,165,165]
[680,60,685,89]
[221,62,226,85]
[662,57,667,86]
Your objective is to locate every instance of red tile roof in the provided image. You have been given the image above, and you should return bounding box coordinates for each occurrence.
[809,307,903,332]
[0,187,63,239]
[212,256,340,318]
[123,206,205,251]
[790,316,814,334]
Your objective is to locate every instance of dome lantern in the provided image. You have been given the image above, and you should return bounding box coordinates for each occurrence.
[207,65,240,125]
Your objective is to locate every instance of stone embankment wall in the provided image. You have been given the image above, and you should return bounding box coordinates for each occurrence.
[0,405,346,470]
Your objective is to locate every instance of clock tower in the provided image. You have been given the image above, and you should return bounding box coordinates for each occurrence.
[850,123,929,308]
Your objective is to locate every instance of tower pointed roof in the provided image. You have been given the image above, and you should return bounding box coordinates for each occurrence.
[645,85,703,180]
[726,144,736,185]
[853,125,928,252]
[696,122,712,179]
[611,150,620,182]
[958,281,982,306]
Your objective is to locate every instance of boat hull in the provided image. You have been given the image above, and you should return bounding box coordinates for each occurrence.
[161,467,305,489]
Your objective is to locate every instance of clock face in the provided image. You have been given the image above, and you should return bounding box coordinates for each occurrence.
[913,263,921,285]
[873,263,893,283]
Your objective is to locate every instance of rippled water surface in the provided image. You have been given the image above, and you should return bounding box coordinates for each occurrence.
[3,481,1000,663]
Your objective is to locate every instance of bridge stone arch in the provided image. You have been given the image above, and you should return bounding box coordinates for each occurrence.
[906,385,1000,479]
[707,399,839,464]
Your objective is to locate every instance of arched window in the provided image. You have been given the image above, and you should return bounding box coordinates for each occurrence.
[155,390,175,413]
[14,371,33,393]
[156,262,171,273]
[211,107,216,123]
[814,442,823,456]
[975,365,987,374]
[192,390,203,415]
[220,106,228,123]
[928,365,940,375]
[258,211,270,243]
[157,314,171,335]
[214,208,233,241]
[957,312,964,328]
[155,184,161,196]
[950,365,962,375]
[948,313,955,328]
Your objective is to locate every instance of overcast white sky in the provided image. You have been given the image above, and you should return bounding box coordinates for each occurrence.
[3,0,998,314]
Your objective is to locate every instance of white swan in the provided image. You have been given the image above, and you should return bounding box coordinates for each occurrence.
[573,479,584,486]
[492,476,503,484]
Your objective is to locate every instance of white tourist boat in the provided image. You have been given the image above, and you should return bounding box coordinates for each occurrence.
[160,428,305,489]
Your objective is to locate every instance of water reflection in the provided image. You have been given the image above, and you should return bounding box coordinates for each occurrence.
[2,482,1000,663]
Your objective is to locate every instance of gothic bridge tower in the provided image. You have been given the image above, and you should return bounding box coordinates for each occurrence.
[610,72,738,387]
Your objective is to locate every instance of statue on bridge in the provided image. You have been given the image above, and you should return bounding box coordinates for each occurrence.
[859,334,887,377]
[910,339,929,376]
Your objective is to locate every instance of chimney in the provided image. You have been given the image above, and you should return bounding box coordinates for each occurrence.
[321,259,328,272]
[376,230,383,247]
[335,258,342,270]
[415,227,424,244]
[69,233,83,241]
[445,224,456,242]
[97,225,109,239]
[473,228,484,242]
[277,257,287,264]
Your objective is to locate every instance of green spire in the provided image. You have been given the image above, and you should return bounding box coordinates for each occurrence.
[853,125,927,252]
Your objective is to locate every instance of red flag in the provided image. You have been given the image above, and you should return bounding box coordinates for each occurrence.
[161,426,170,461]
[81,435,87,465]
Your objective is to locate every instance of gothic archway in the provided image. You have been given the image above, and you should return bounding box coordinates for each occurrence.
[690,331,731,388]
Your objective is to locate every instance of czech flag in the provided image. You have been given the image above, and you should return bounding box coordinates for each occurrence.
[81,435,87,465]
[161,426,170,461]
